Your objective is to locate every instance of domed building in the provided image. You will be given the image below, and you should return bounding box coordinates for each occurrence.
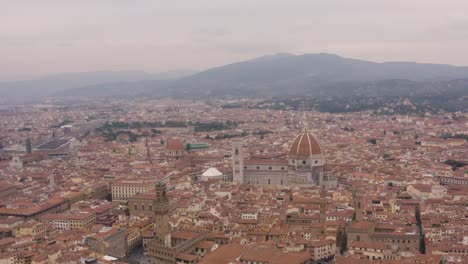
[201,167,224,181]
[288,131,325,185]
[232,130,336,188]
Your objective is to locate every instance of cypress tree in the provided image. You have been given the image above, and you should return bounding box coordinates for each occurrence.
[26,138,32,154]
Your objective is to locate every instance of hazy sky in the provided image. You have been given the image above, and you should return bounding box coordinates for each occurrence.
[2,0,468,80]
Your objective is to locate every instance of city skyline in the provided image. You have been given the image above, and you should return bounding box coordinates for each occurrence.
[0,2,466,263]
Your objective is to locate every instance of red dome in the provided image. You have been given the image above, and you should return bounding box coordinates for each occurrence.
[166,139,184,150]
[289,132,322,157]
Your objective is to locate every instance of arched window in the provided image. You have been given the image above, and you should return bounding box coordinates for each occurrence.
[235,149,239,155]
[268,179,271,184]
[357,235,360,241]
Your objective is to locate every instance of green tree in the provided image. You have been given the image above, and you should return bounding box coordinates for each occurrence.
[444,159,466,171]
[25,138,32,154]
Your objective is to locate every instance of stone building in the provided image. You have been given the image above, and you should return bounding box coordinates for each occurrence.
[232,130,336,188]
[14,220,47,239]
[111,180,154,202]
[144,182,214,264]
[84,227,127,258]
[38,211,96,231]
[166,139,185,158]
[346,189,423,260]
[347,221,421,255]
[0,183,17,199]
[128,193,160,218]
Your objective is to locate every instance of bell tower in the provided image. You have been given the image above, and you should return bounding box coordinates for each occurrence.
[232,140,244,184]
[352,188,363,222]
[319,187,327,221]
[153,182,171,247]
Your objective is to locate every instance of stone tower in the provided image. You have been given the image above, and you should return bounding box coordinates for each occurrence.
[154,182,171,247]
[353,188,363,222]
[232,140,244,184]
[49,174,56,188]
[319,187,327,221]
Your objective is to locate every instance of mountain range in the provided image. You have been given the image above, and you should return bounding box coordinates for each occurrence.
[0,70,195,100]
[2,53,468,100]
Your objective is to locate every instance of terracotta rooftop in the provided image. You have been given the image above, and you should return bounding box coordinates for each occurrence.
[289,132,323,157]
[166,139,184,150]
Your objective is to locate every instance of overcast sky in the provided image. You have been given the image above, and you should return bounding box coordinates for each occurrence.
[1,0,468,80]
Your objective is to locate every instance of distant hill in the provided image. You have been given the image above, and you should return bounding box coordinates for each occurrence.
[167,53,468,98]
[59,53,468,99]
[0,69,196,100]
[3,53,468,100]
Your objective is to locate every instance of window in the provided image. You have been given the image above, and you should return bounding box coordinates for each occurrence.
[235,149,239,155]
[142,205,145,211]
[268,179,271,184]
[315,160,318,164]
[256,166,259,170]
[269,166,272,170]
[302,160,306,165]
[281,167,284,170]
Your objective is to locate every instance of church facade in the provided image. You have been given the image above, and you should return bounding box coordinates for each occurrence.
[232,131,336,189]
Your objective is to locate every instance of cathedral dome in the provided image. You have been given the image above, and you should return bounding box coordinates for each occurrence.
[289,132,323,157]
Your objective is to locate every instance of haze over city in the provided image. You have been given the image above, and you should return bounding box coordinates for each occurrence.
[2,0,468,80]
[0,1,467,264]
